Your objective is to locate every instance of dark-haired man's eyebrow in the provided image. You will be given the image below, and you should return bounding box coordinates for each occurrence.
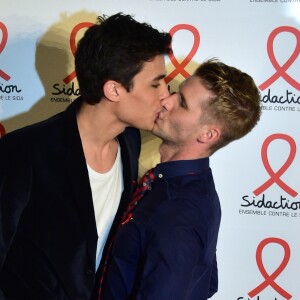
[153,74,166,82]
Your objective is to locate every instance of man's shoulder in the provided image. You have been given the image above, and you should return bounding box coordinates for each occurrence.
[1,112,63,144]
[0,105,77,160]
[1,97,80,145]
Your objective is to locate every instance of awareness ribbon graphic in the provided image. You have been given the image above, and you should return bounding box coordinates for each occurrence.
[253,133,298,197]
[0,22,11,81]
[248,237,292,299]
[259,26,300,91]
[165,24,200,84]
[0,122,6,138]
[63,22,94,84]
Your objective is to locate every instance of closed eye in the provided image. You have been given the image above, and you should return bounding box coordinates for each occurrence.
[152,83,160,88]
[152,74,167,88]
[179,93,188,109]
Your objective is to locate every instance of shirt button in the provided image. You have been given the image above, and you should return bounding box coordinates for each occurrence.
[158,173,163,178]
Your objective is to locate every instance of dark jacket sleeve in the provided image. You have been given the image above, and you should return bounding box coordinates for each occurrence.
[0,133,32,297]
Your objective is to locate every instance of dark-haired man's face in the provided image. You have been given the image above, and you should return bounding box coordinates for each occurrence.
[116,55,169,131]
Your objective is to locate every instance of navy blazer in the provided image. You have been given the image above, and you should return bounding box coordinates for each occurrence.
[0,97,140,300]
[102,158,221,300]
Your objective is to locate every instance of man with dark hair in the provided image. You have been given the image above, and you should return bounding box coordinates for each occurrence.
[100,59,261,300]
[0,13,171,299]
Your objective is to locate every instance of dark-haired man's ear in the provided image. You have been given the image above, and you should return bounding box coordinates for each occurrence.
[103,80,120,102]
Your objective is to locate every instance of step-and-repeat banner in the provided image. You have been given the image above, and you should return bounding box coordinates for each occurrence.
[1,0,299,299]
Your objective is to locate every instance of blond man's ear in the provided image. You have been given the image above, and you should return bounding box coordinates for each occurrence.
[197,126,221,144]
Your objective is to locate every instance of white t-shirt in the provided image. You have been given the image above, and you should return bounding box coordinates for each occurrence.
[87,144,123,270]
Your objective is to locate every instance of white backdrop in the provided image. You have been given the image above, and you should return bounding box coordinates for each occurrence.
[1,0,299,299]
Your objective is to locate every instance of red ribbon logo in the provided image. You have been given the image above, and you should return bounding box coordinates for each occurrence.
[0,122,6,138]
[253,133,298,197]
[259,26,300,91]
[248,237,292,299]
[63,22,94,84]
[165,24,200,84]
[0,22,11,81]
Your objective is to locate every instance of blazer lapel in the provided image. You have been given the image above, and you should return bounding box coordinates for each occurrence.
[109,131,138,233]
[63,99,98,268]
[66,148,98,268]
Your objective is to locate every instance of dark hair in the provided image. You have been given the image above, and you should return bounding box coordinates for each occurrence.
[75,13,172,104]
[194,58,261,154]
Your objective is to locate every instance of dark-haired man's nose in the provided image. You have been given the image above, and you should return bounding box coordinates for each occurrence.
[159,81,170,100]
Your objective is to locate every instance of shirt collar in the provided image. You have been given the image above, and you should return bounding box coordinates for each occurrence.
[153,157,210,181]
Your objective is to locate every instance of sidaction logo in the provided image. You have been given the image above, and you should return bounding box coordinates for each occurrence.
[165,23,200,84]
[239,133,300,218]
[0,22,10,81]
[253,134,297,198]
[237,237,292,300]
[50,22,93,103]
[260,26,299,91]
[0,21,22,100]
[260,26,300,112]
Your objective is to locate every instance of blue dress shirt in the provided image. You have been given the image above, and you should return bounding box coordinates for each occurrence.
[102,158,221,300]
